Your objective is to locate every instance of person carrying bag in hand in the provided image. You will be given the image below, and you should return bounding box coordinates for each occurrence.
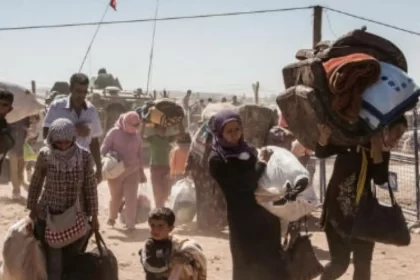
[314,116,407,280]
[27,118,99,280]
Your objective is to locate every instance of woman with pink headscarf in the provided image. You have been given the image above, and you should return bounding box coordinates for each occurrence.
[101,111,147,230]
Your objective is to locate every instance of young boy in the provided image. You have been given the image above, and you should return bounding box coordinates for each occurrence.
[0,89,15,173]
[139,207,176,280]
[139,207,207,280]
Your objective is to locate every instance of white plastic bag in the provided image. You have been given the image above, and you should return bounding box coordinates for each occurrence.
[256,146,317,221]
[169,178,196,224]
[258,146,309,196]
[119,186,151,225]
[101,154,125,180]
[256,184,318,222]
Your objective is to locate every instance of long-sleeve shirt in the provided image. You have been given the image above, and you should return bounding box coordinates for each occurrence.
[26,146,98,220]
[100,127,143,170]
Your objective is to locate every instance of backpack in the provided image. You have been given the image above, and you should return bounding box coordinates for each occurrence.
[277,28,408,150]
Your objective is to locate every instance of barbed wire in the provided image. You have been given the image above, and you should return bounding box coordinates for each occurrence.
[0,6,313,32]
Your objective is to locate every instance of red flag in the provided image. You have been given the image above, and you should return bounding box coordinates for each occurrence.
[110,0,117,11]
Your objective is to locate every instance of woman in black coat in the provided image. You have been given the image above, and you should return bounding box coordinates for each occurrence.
[208,109,290,280]
[316,116,407,280]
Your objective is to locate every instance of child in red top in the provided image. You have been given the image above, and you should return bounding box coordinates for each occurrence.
[169,133,191,184]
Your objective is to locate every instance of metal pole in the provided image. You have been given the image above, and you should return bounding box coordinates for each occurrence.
[145,0,160,94]
[413,108,420,221]
[78,4,110,72]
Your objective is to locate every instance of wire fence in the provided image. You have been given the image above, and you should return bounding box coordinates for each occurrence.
[314,109,420,222]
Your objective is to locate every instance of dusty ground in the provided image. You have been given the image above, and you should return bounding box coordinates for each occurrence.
[0,168,419,280]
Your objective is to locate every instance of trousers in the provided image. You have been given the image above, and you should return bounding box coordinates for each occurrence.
[108,168,140,229]
[34,219,92,280]
[320,223,374,280]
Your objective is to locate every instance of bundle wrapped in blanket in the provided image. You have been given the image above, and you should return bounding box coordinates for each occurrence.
[237,104,277,148]
[323,53,381,123]
[140,236,206,280]
[277,28,418,150]
[138,98,185,128]
[168,237,207,280]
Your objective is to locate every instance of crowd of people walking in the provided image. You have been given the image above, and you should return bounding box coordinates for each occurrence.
[0,67,411,280]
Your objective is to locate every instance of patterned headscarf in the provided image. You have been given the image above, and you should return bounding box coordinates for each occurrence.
[115,111,140,134]
[210,109,257,161]
[46,118,81,172]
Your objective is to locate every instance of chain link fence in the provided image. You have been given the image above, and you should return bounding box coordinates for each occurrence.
[314,109,420,221]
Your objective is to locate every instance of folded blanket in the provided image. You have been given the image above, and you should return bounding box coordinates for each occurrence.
[323,53,381,123]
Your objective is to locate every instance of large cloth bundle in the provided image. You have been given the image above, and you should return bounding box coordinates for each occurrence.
[0,81,44,123]
[277,28,412,149]
[139,98,184,128]
[256,146,317,222]
[237,104,277,148]
[201,103,276,148]
[169,178,197,225]
[168,237,207,280]
[0,218,47,280]
[201,102,236,122]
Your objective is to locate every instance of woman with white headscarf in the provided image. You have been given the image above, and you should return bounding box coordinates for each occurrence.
[27,118,98,280]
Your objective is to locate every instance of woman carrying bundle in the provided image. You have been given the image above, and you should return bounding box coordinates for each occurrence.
[101,111,147,230]
[316,117,407,280]
[208,109,290,280]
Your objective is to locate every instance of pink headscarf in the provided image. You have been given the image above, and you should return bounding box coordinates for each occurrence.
[115,111,140,134]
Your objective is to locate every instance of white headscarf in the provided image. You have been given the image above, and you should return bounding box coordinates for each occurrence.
[46,118,82,172]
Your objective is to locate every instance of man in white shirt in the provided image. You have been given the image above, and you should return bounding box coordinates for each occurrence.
[43,73,103,182]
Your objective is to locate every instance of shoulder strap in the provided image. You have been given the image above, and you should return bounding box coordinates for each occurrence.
[355,148,368,205]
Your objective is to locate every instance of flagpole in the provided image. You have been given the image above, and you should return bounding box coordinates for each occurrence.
[78,4,110,72]
[145,0,160,95]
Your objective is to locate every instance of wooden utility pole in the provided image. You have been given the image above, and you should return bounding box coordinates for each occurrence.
[312,5,326,202]
[252,81,260,104]
[31,80,36,94]
[313,6,323,48]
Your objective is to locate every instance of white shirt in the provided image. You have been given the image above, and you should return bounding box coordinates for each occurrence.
[43,97,103,150]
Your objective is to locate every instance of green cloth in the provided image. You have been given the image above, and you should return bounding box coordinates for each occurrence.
[148,135,172,166]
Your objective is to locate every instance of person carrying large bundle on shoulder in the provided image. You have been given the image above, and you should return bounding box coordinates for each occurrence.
[277,27,419,160]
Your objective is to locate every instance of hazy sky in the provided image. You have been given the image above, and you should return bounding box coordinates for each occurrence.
[1,0,420,97]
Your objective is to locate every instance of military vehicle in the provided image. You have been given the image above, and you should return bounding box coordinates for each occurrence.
[87,86,153,134]
[45,81,70,107]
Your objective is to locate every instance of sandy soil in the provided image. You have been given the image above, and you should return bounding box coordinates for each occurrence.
[0,168,419,280]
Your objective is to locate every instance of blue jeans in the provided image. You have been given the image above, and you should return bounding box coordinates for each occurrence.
[34,219,92,280]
